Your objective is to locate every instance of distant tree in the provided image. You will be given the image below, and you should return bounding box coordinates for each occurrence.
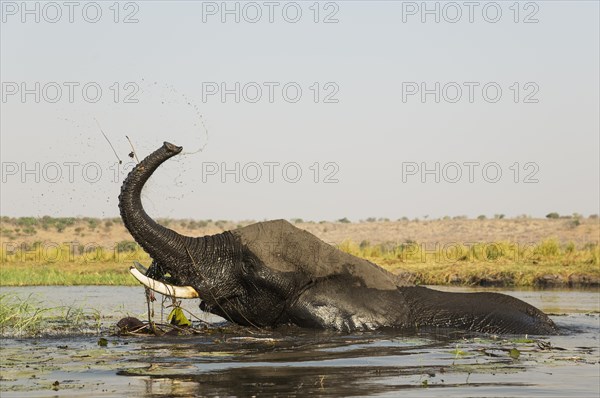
[337,217,351,223]
[546,212,560,219]
[477,215,487,220]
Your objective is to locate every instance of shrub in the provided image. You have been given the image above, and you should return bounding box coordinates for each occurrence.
[23,226,36,235]
[116,241,138,253]
[16,217,38,227]
[40,216,52,230]
[53,218,75,233]
[546,212,560,219]
[477,215,486,220]
[337,217,351,223]
[87,218,99,229]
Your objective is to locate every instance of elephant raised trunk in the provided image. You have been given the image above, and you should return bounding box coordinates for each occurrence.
[118,142,195,268]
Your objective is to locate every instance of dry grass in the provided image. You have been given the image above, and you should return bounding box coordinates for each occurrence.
[339,239,599,287]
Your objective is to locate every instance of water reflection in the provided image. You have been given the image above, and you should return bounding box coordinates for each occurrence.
[115,329,531,397]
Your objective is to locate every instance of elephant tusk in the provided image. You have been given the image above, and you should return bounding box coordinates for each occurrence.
[133,261,148,274]
[129,266,200,299]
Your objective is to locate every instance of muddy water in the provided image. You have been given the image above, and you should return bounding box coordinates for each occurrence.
[1,287,598,397]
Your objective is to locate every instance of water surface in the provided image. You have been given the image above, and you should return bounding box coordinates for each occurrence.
[1,286,598,397]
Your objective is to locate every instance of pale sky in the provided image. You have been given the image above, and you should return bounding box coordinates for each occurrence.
[1,1,599,221]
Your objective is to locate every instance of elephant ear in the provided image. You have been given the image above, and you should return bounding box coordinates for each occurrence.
[232,219,409,290]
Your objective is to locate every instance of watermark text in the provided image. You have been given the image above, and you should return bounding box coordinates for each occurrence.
[401,162,540,183]
[1,81,140,104]
[1,1,140,23]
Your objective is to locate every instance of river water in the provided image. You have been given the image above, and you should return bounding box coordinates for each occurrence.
[1,286,598,397]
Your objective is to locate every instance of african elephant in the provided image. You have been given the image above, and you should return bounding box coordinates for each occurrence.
[119,142,557,334]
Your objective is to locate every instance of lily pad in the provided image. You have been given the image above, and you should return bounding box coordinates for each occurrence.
[509,348,521,359]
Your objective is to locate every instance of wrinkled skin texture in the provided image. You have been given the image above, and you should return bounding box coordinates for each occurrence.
[119,142,558,334]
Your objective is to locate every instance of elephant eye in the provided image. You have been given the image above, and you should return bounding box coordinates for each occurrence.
[241,254,259,275]
[241,260,253,274]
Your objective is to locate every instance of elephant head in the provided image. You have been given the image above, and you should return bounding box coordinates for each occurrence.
[119,142,558,334]
[119,142,295,326]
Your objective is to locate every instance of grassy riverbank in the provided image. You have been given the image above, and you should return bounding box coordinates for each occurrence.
[1,216,598,287]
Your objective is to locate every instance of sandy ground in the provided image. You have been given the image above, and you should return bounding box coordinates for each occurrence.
[2,217,598,249]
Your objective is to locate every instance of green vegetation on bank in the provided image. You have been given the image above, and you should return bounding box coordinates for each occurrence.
[0,243,149,286]
[0,264,136,286]
[0,237,598,287]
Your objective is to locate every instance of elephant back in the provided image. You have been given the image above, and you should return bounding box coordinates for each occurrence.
[232,219,410,290]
